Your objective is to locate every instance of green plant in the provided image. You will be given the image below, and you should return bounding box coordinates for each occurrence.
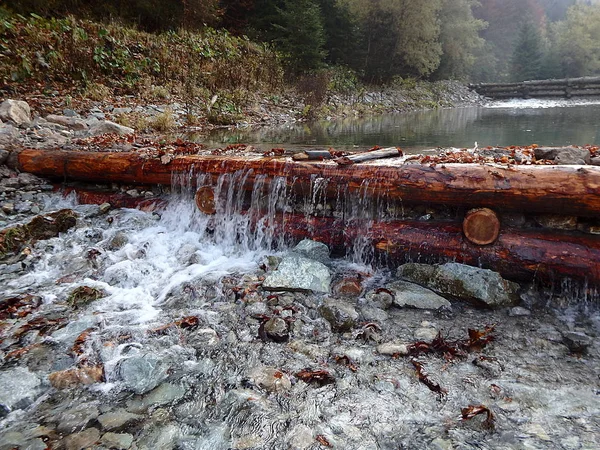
[150,108,177,131]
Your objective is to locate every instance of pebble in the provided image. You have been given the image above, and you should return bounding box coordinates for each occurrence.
[250,367,292,392]
[377,342,409,356]
[414,326,438,341]
[508,306,531,317]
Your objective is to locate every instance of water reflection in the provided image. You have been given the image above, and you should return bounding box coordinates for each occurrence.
[201,104,600,152]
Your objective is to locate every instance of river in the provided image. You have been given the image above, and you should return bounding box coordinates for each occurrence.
[203,99,600,153]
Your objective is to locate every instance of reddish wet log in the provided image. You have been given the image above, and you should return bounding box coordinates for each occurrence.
[60,187,166,211]
[12,149,600,217]
[463,208,500,245]
[263,215,600,285]
[195,186,216,215]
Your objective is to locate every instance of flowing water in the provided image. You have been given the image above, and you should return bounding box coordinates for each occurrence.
[1,103,600,449]
[202,100,600,152]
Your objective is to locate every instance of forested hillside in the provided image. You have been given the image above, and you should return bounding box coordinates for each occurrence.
[4,0,600,85]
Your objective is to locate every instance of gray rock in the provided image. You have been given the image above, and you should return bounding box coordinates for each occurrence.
[45,114,88,131]
[135,423,179,450]
[359,305,389,322]
[250,367,292,392]
[387,280,451,310]
[293,239,330,264]
[88,120,134,136]
[591,156,600,166]
[563,331,593,353]
[287,424,314,450]
[51,316,97,344]
[414,326,438,341]
[508,306,531,317]
[0,149,8,165]
[118,355,169,394]
[1,202,15,214]
[101,432,134,449]
[376,342,408,356]
[56,403,100,434]
[63,109,79,117]
[0,123,20,146]
[127,382,186,412]
[364,289,394,310]
[534,214,578,230]
[63,428,100,450]
[113,107,133,115]
[73,204,102,218]
[319,298,359,332]
[14,200,32,213]
[262,317,289,342]
[98,409,143,431]
[0,100,31,126]
[534,146,590,165]
[0,367,43,412]
[99,202,112,214]
[398,262,520,307]
[262,254,331,293]
[17,172,43,186]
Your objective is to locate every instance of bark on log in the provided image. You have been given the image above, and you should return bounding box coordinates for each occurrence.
[268,215,600,285]
[12,148,600,217]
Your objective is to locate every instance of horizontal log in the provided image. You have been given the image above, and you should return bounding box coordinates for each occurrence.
[335,147,402,165]
[12,149,600,217]
[266,215,600,285]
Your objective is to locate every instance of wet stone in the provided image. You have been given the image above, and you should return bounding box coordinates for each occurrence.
[364,289,394,310]
[398,262,520,307]
[292,239,330,264]
[377,342,409,356]
[55,403,100,434]
[101,432,134,449]
[319,298,359,332]
[250,367,292,392]
[508,306,532,317]
[63,427,100,450]
[563,331,593,354]
[262,254,331,293]
[127,382,186,413]
[117,355,169,394]
[387,280,451,310]
[98,409,144,431]
[0,367,43,415]
[263,317,289,342]
[332,278,363,298]
[535,214,578,230]
[414,325,438,341]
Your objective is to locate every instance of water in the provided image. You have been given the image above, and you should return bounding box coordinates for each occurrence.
[202,100,600,152]
[1,107,600,448]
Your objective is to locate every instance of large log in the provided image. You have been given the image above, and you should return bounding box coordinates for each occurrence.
[267,214,600,285]
[11,148,600,218]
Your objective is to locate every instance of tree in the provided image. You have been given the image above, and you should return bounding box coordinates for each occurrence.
[341,0,443,81]
[434,0,487,80]
[554,4,600,77]
[510,22,544,81]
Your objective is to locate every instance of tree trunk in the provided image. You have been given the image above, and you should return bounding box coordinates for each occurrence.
[12,149,600,217]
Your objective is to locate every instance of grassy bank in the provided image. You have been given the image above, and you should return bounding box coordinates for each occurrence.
[0,11,481,128]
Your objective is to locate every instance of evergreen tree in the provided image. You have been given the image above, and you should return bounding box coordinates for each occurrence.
[554,4,600,76]
[510,22,544,81]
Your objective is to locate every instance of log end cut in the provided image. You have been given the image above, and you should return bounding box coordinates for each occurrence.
[195,186,216,215]
[463,208,500,245]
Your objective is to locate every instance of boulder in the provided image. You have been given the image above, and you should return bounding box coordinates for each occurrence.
[398,262,520,307]
[387,280,451,310]
[0,100,31,126]
[319,298,358,332]
[262,254,330,293]
[534,146,590,165]
[46,114,88,131]
[88,120,134,136]
[292,239,330,264]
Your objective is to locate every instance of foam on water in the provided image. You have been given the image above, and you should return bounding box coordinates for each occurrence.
[485,98,600,109]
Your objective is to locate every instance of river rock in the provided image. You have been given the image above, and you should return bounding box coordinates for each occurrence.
[319,298,359,332]
[262,254,331,293]
[534,214,578,230]
[0,149,8,165]
[127,382,186,412]
[263,317,289,342]
[332,277,363,297]
[56,403,100,433]
[376,342,409,356]
[293,239,330,264]
[98,409,144,430]
[45,114,88,131]
[387,280,451,310]
[101,432,134,449]
[117,355,169,394]
[591,156,600,166]
[364,289,394,309]
[0,100,31,126]
[508,306,531,317]
[287,424,314,450]
[63,427,100,450]
[250,367,292,392]
[563,331,593,354]
[398,262,520,307]
[0,367,43,414]
[0,122,19,145]
[534,146,590,165]
[88,120,134,136]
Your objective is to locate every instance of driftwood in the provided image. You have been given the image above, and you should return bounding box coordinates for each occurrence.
[335,147,402,165]
[292,150,336,161]
[11,149,600,217]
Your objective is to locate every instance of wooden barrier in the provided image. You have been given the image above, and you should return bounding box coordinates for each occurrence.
[470,76,600,99]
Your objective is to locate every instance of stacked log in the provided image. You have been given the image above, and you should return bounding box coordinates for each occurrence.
[470,76,600,99]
